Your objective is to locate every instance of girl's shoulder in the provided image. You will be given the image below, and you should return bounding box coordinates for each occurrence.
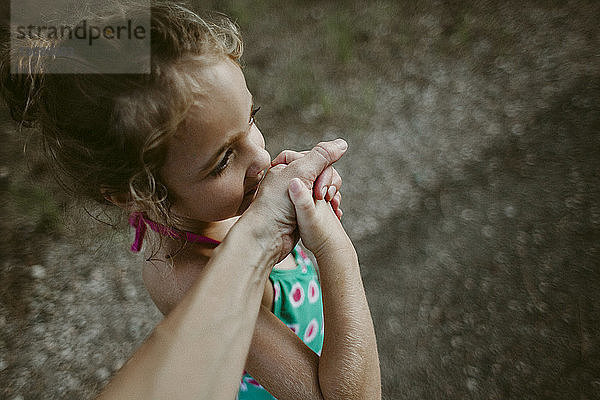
[140,247,211,315]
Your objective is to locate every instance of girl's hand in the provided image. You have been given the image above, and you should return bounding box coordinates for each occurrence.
[287,177,345,257]
[271,149,343,220]
[238,139,348,263]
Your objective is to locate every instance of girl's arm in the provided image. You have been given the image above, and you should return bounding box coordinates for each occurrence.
[244,179,381,400]
[289,178,381,399]
[310,211,381,400]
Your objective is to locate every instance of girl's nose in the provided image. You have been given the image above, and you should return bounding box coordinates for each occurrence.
[247,146,271,179]
[246,128,271,179]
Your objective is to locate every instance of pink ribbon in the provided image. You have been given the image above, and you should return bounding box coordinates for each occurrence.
[128,211,220,252]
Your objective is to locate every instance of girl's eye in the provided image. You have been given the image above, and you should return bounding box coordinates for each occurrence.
[249,105,261,125]
[210,149,234,177]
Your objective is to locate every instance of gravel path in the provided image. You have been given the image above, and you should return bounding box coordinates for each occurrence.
[1,1,599,399]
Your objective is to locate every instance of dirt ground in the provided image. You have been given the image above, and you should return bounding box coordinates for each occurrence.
[1,1,599,399]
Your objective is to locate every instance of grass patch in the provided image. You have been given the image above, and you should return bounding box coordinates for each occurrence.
[4,180,62,235]
[324,12,356,64]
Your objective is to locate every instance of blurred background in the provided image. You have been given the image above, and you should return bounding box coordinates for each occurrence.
[1,0,599,399]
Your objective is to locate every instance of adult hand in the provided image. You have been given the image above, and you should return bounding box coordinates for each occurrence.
[238,138,348,263]
[271,149,343,220]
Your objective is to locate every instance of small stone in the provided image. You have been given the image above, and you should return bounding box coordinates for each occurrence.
[481,225,495,238]
[96,367,110,381]
[464,277,475,290]
[450,336,463,348]
[465,365,480,377]
[30,264,47,279]
[492,363,502,375]
[123,283,137,300]
[536,302,549,313]
[508,300,521,311]
[516,361,531,375]
[466,377,478,391]
[112,358,125,372]
[511,123,524,136]
[32,352,48,367]
[504,205,517,218]
[461,208,476,221]
[387,299,403,312]
[386,317,402,335]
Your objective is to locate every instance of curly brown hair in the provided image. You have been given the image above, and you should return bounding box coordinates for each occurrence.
[0,1,243,230]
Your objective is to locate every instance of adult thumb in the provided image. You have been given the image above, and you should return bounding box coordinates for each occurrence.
[288,178,316,225]
[292,139,348,183]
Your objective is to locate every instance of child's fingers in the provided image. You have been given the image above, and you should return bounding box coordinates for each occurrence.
[331,191,341,211]
[331,192,342,220]
[313,166,333,200]
[315,165,343,201]
[330,168,342,193]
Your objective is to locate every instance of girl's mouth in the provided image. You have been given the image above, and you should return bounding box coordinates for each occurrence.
[244,169,266,197]
[244,185,258,198]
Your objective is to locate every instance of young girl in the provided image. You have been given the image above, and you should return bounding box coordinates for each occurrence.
[1,2,380,399]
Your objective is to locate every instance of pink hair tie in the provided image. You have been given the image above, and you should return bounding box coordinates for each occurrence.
[128,212,220,252]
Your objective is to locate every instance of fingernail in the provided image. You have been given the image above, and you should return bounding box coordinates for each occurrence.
[335,138,348,150]
[290,178,302,195]
[327,186,336,201]
[321,186,328,199]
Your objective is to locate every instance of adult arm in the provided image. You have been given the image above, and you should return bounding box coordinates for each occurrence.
[96,139,348,400]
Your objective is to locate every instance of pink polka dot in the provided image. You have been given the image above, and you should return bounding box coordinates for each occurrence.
[303,319,319,343]
[308,280,319,304]
[246,377,262,387]
[289,282,305,307]
[293,288,302,302]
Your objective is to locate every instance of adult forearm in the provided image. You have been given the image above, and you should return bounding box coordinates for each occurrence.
[316,233,381,400]
[97,219,278,400]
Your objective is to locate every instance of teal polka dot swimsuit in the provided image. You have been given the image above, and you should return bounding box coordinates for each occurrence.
[237,245,324,399]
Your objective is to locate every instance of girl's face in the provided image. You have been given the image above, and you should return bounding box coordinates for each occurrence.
[160,58,271,223]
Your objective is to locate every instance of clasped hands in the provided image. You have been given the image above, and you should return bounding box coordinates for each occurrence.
[238,139,347,263]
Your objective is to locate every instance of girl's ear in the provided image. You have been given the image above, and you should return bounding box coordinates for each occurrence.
[100,188,131,209]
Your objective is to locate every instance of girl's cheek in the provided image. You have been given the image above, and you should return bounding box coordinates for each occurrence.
[211,176,242,206]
